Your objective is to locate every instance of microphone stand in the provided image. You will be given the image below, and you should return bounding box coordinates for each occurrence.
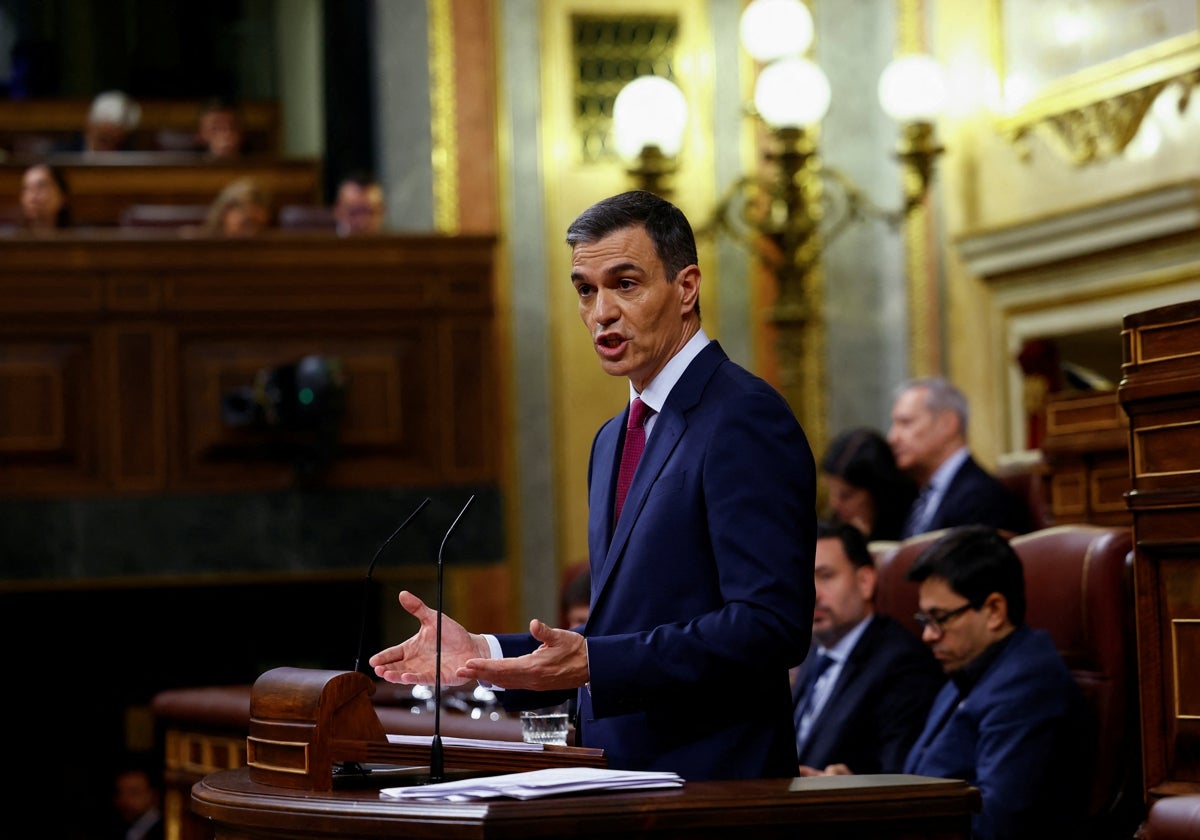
[353,497,431,674]
[429,494,476,784]
[336,497,431,782]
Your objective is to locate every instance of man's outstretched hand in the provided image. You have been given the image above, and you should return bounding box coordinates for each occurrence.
[458,618,590,691]
[369,590,489,686]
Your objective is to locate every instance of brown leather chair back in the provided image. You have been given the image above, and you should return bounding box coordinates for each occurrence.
[1009,524,1137,828]
[872,523,1139,834]
[871,529,952,639]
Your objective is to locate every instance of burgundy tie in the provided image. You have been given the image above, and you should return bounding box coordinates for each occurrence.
[614,397,652,522]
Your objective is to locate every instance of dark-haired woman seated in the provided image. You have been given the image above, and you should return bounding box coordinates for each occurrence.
[19,163,71,232]
[821,427,917,542]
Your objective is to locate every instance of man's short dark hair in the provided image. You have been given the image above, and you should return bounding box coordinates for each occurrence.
[339,169,380,190]
[566,191,700,316]
[906,525,1026,625]
[816,519,875,571]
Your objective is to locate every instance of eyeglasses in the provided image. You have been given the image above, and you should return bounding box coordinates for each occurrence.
[913,602,975,635]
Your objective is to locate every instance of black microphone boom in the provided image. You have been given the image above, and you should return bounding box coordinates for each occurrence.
[429,494,476,784]
[353,497,432,674]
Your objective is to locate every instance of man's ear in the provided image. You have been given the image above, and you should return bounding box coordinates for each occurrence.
[856,564,878,603]
[675,264,701,314]
[982,592,1009,631]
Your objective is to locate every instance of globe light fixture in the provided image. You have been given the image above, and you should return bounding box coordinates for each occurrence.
[612,75,689,195]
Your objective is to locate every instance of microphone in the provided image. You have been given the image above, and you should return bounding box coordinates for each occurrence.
[429,494,476,784]
[353,497,432,674]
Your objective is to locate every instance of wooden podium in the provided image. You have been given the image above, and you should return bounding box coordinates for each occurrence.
[192,666,980,839]
[194,769,979,839]
[245,667,604,791]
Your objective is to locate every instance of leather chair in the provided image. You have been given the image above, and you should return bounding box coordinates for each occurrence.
[1010,524,1139,837]
[1137,795,1200,839]
[872,524,1139,837]
[870,528,950,640]
[995,455,1053,532]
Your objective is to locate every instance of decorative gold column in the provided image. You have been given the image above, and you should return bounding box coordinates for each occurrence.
[898,0,940,377]
[428,0,461,234]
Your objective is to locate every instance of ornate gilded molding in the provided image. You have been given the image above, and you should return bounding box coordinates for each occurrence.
[991,0,1200,166]
[1004,76,1197,165]
[428,0,460,233]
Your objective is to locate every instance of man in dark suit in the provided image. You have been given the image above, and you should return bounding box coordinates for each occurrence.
[371,190,817,780]
[793,520,942,775]
[903,526,1089,840]
[888,376,1027,537]
[106,756,165,840]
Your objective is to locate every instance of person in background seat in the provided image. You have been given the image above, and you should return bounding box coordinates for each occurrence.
[106,754,164,840]
[904,526,1088,839]
[793,520,942,775]
[803,525,1090,840]
[821,427,917,542]
[18,162,70,231]
[333,171,386,236]
[195,97,245,158]
[201,177,271,238]
[888,377,1028,538]
[83,89,141,153]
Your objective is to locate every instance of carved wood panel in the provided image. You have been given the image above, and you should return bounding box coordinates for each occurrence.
[0,233,496,496]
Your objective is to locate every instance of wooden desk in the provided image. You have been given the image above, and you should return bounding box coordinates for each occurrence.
[193,768,980,839]
[0,154,321,226]
[1040,389,1131,526]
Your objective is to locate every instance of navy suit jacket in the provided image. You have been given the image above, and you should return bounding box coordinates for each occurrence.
[924,455,1028,535]
[497,341,817,780]
[904,625,1089,840]
[793,614,943,773]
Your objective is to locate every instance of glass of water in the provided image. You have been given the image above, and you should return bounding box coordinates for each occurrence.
[520,701,571,746]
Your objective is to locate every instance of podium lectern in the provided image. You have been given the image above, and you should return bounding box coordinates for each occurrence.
[245,666,604,790]
[192,666,980,839]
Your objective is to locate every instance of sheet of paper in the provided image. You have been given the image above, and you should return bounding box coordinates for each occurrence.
[385,733,543,752]
[380,766,684,802]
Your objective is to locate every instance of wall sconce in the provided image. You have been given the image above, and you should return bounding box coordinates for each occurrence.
[612,75,689,196]
[591,0,944,427]
[703,0,946,420]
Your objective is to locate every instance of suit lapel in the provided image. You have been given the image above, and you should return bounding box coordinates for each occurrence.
[591,341,726,611]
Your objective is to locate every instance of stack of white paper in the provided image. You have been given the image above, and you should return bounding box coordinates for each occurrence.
[385,733,543,752]
[379,766,684,802]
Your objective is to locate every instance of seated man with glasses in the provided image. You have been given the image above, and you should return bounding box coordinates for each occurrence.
[903,525,1090,840]
[804,525,1089,839]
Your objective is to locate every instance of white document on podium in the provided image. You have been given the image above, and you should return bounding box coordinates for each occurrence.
[379,766,684,802]
[385,733,543,752]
